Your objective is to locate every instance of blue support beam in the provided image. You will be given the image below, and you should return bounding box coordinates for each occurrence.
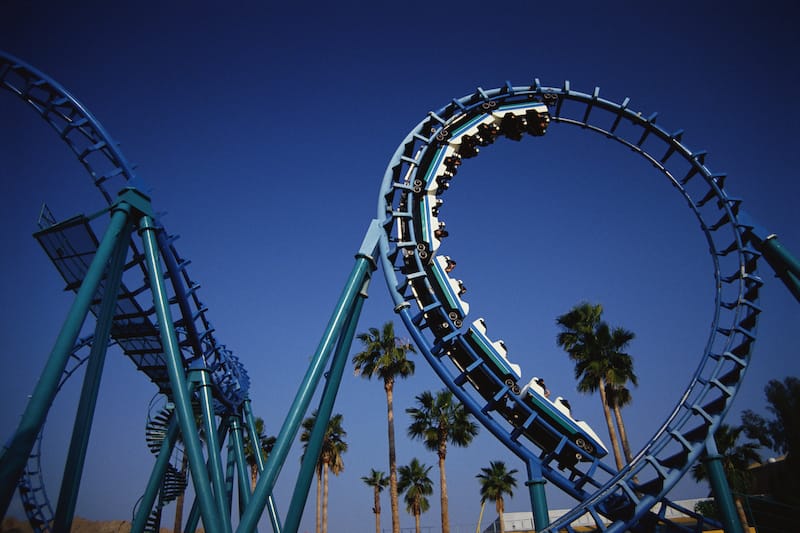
[704,436,744,533]
[193,368,234,533]
[283,283,367,533]
[236,224,378,533]
[229,416,253,518]
[139,213,224,533]
[526,459,550,532]
[0,199,133,517]
[243,399,282,533]
[53,218,133,530]
[131,408,182,533]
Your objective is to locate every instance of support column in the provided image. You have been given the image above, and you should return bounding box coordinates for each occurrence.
[759,235,800,302]
[237,250,374,533]
[704,436,744,533]
[193,369,233,533]
[244,399,282,533]
[139,213,223,533]
[230,416,253,516]
[54,218,133,530]
[526,459,549,532]
[184,416,232,533]
[131,410,182,533]
[0,200,133,516]
[283,286,367,533]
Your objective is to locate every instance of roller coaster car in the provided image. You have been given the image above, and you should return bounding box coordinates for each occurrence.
[513,377,608,463]
[428,255,470,328]
[525,108,550,136]
[412,194,444,260]
[400,251,463,336]
[448,318,522,399]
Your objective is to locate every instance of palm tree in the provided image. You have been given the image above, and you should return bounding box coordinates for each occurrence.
[301,411,348,533]
[362,469,389,533]
[742,376,800,505]
[406,389,479,533]
[556,302,637,470]
[397,459,434,533]
[353,321,417,533]
[600,344,639,463]
[476,461,518,533]
[605,387,631,462]
[691,423,761,529]
[243,416,276,490]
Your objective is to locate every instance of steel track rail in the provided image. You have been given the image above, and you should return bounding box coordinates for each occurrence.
[377,80,757,531]
[1,50,252,530]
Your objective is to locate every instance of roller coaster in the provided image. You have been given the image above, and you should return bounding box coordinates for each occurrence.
[1,50,799,533]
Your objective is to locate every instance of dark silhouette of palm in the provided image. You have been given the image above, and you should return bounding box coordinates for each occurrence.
[691,423,760,529]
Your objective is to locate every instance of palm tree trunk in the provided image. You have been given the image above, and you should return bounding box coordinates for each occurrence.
[735,496,750,530]
[323,462,330,533]
[475,500,485,533]
[373,487,381,533]
[316,466,322,533]
[385,379,401,533]
[250,463,258,492]
[612,402,634,464]
[496,499,505,533]
[598,378,625,470]
[414,510,421,533]
[438,442,450,533]
[173,452,189,533]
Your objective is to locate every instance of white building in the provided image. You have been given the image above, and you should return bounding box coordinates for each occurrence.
[482,499,706,532]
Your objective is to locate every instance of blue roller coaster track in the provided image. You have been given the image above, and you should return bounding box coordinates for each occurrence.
[1,50,799,533]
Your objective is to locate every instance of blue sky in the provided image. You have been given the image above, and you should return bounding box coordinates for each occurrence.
[2,2,799,532]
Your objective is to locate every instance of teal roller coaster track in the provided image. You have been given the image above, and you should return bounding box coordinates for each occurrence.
[1,51,798,533]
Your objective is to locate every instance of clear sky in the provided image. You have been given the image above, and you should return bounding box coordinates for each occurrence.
[2,2,799,532]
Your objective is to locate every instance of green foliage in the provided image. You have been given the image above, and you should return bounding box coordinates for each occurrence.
[741,376,800,458]
[694,499,719,520]
[691,424,761,494]
[361,469,389,492]
[476,461,518,505]
[300,411,348,474]
[398,459,433,517]
[406,389,479,456]
[352,321,416,385]
[242,416,275,468]
[555,302,638,468]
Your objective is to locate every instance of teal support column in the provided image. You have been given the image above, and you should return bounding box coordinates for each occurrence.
[237,251,374,533]
[183,416,231,533]
[759,235,800,302]
[193,369,233,533]
[53,219,133,530]
[229,416,253,517]
[0,200,132,516]
[704,440,744,533]
[526,459,549,532]
[139,214,223,533]
[132,410,181,533]
[226,436,236,516]
[283,286,367,533]
[184,497,201,533]
[244,399,282,533]
[738,212,800,302]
